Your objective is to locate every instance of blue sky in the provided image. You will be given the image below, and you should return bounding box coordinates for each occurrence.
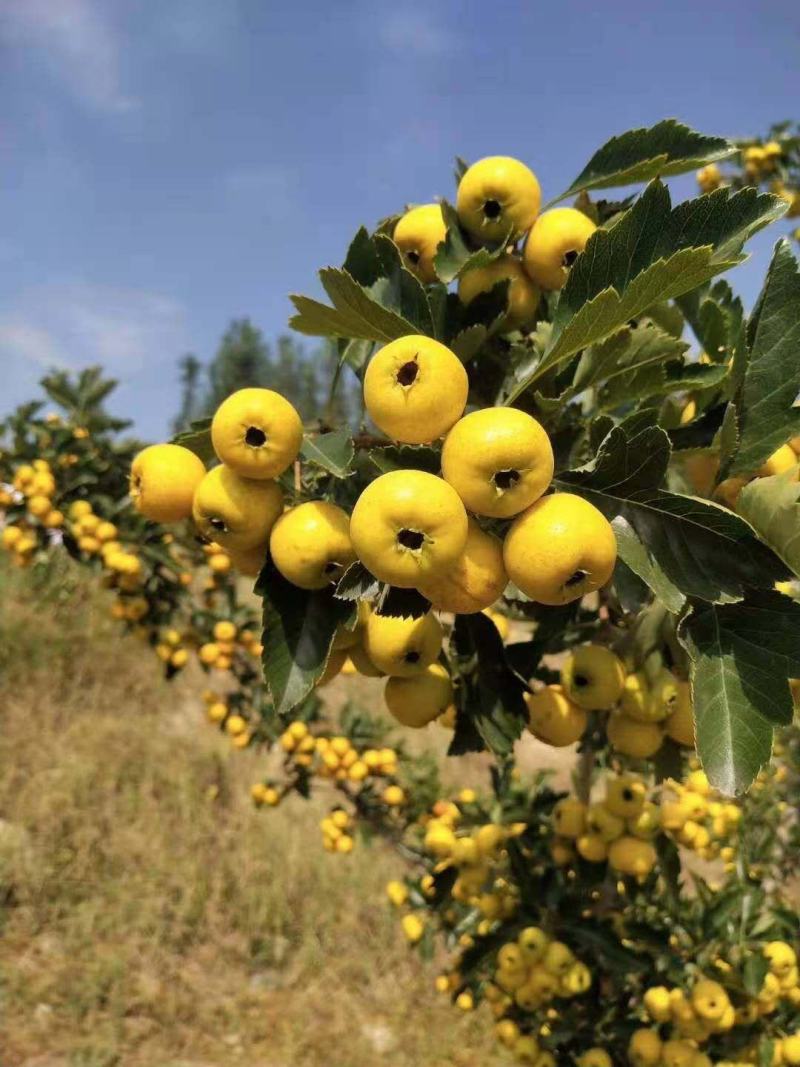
[2,0,799,439]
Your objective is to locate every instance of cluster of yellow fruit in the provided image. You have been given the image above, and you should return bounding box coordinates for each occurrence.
[68,500,143,584]
[660,768,742,867]
[697,143,799,218]
[394,154,597,310]
[319,807,356,854]
[198,619,262,673]
[526,643,693,760]
[203,691,254,749]
[0,459,64,565]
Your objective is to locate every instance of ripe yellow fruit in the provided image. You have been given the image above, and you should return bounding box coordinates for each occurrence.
[605,774,647,819]
[269,501,356,589]
[783,1037,800,1067]
[620,672,651,721]
[456,156,541,243]
[317,648,348,687]
[226,541,268,577]
[393,204,447,284]
[416,519,506,613]
[552,797,587,839]
[523,207,597,290]
[192,464,283,550]
[363,335,468,444]
[765,941,798,976]
[665,678,699,746]
[627,802,661,839]
[458,255,539,331]
[350,469,468,588]
[758,443,798,478]
[504,493,617,605]
[130,443,206,523]
[608,835,657,878]
[526,684,587,747]
[578,1050,613,1067]
[365,610,442,677]
[586,802,625,843]
[649,669,683,722]
[661,1041,697,1067]
[561,644,625,710]
[27,494,52,518]
[385,663,453,727]
[643,986,673,1023]
[441,407,554,519]
[692,979,730,1021]
[348,642,384,677]
[210,387,302,480]
[629,1029,663,1067]
[607,712,663,758]
[576,832,608,863]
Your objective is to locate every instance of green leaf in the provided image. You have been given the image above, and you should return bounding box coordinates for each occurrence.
[557,425,788,607]
[171,417,214,464]
[449,324,487,362]
[551,119,733,204]
[433,201,510,285]
[729,240,800,476]
[369,444,441,475]
[506,182,785,401]
[342,226,383,286]
[737,472,800,579]
[678,279,746,384]
[678,591,800,794]
[300,429,354,478]
[334,562,380,602]
[289,267,420,343]
[257,561,354,716]
[743,953,770,997]
[370,234,434,336]
[598,360,728,413]
[450,613,528,758]
[571,322,689,396]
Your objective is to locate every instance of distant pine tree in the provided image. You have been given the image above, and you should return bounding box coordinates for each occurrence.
[205,319,271,411]
[172,354,203,433]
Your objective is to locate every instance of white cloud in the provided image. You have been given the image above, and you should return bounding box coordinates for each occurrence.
[0,318,67,369]
[0,0,136,112]
[377,7,452,56]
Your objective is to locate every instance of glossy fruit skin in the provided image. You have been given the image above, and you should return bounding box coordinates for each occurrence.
[523,208,597,291]
[456,156,541,243]
[664,681,694,747]
[607,712,664,758]
[192,464,283,550]
[442,408,554,519]
[393,204,447,284]
[269,501,356,590]
[211,387,303,480]
[317,648,347,687]
[526,684,587,747]
[503,493,617,605]
[130,444,206,523]
[417,519,507,614]
[561,644,626,710]
[458,256,539,331]
[364,611,442,677]
[363,335,468,445]
[608,835,657,878]
[350,470,468,588]
[758,443,798,477]
[385,663,453,727]
[227,541,268,577]
[348,642,384,677]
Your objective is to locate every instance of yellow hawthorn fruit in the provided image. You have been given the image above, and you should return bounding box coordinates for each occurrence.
[605,774,647,819]
[365,610,442,676]
[485,609,510,640]
[620,671,651,721]
[629,1027,663,1067]
[504,493,616,605]
[416,518,506,613]
[523,207,597,290]
[348,642,384,677]
[441,407,554,519]
[552,797,587,839]
[317,648,348,687]
[495,1019,521,1047]
[208,551,232,574]
[130,443,206,523]
[332,604,370,651]
[608,836,657,878]
[607,712,663,758]
[665,681,695,747]
[385,662,453,727]
[526,684,587,747]
[578,1050,613,1067]
[714,476,749,510]
[383,784,405,806]
[424,819,457,857]
[211,387,302,480]
[627,802,661,839]
[562,961,592,994]
[765,941,797,976]
[648,670,683,721]
[27,494,51,518]
[518,926,549,962]
[350,469,468,588]
[542,941,574,975]
[226,540,267,577]
[692,979,730,1021]
[213,620,237,642]
[386,880,408,907]
[2,526,22,549]
[363,335,468,445]
[790,436,800,455]
[643,986,673,1024]
[192,464,283,551]
[680,399,697,425]
[561,644,625,710]
[458,255,539,331]
[393,203,447,283]
[783,1037,800,1066]
[758,443,798,478]
[513,1036,541,1064]
[269,501,356,589]
[576,832,608,863]
[586,803,625,843]
[456,156,541,243]
[661,1041,697,1067]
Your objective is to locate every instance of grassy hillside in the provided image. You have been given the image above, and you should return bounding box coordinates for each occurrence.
[0,561,507,1067]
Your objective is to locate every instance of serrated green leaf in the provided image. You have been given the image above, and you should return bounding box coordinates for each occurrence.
[598,360,728,413]
[678,591,800,793]
[571,322,689,396]
[300,429,354,478]
[743,954,770,997]
[678,279,746,384]
[433,200,510,285]
[506,183,785,402]
[737,472,800,578]
[171,417,214,464]
[369,444,441,475]
[370,233,434,335]
[289,267,419,343]
[342,226,383,286]
[449,324,487,361]
[257,561,354,716]
[334,561,380,602]
[552,118,733,203]
[730,240,800,475]
[557,425,788,606]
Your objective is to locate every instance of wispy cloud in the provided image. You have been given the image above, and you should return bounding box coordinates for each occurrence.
[0,0,136,113]
[0,318,68,369]
[377,7,453,56]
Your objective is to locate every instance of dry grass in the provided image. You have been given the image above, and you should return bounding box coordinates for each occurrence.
[0,561,513,1067]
